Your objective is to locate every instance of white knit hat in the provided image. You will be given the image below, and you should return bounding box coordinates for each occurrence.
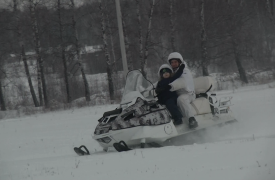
[157,64,173,78]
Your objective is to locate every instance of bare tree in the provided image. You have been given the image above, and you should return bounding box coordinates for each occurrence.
[29,0,49,107]
[104,1,118,74]
[70,0,90,101]
[136,0,144,74]
[122,12,133,71]
[12,0,39,107]
[0,80,6,111]
[135,0,155,78]
[99,0,115,101]
[21,45,39,107]
[0,56,6,111]
[57,0,71,103]
[142,0,155,78]
[227,2,249,83]
[266,0,275,25]
[205,1,251,82]
[200,0,209,76]
[169,0,176,51]
[267,0,274,16]
[271,0,274,15]
[231,36,248,83]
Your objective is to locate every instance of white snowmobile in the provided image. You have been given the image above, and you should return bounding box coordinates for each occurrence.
[74,70,236,155]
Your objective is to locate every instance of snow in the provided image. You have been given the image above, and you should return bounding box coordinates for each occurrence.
[1,84,275,180]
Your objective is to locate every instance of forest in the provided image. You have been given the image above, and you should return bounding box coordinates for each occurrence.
[0,0,274,111]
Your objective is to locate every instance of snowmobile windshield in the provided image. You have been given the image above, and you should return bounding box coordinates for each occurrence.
[120,70,155,105]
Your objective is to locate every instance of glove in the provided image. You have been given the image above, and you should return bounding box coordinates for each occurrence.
[155,85,171,94]
[178,63,185,71]
[165,85,172,91]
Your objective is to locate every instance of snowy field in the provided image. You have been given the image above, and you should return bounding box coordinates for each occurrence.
[0,83,275,180]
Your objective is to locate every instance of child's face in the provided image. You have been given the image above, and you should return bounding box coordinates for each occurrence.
[162,72,171,78]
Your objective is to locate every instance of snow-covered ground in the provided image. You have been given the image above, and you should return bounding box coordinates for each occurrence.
[0,84,275,180]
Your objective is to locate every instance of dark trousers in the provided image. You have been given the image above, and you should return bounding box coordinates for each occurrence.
[164,97,183,122]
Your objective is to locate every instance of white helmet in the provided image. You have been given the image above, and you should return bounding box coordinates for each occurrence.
[167,52,183,63]
[167,52,187,67]
[157,64,173,78]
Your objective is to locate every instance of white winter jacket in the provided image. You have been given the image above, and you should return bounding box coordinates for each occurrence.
[167,52,195,95]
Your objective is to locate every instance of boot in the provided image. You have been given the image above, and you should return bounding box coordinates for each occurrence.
[189,117,198,129]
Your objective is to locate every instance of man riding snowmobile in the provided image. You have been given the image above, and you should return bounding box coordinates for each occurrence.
[166,52,198,129]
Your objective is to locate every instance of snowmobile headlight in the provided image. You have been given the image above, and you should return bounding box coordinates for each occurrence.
[100,137,112,144]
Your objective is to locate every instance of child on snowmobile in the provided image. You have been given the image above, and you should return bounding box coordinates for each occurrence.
[155,63,185,125]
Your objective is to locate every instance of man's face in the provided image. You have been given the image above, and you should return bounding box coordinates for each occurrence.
[170,59,180,70]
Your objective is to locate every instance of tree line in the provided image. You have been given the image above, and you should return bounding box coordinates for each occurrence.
[0,0,274,110]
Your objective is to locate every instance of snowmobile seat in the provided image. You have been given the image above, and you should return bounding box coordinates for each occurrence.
[191,76,215,115]
[193,76,215,97]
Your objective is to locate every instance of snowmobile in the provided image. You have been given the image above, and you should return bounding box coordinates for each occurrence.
[74,70,236,155]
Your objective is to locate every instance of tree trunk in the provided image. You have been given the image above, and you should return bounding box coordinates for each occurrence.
[267,0,274,16]
[267,0,275,25]
[22,45,39,107]
[270,0,274,15]
[13,0,17,12]
[29,0,48,107]
[70,0,90,101]
[122,14,133,71]
[142,0,155,79]
[36,61,43,106]
[58,0,71,103]
[271,0,274,15]
[232,40,248,83]
[200,0,209,76]
[13,0,39,107]
[99,0,115,101]
[0,80,6,111]
[267,0,272,17]
[136,0,144,75]
[62,49,71,103]
[104,1,117,74]
[169,0,176,51]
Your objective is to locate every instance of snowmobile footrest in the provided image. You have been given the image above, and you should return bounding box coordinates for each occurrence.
[74,145,90,156]
[113,141,132,152]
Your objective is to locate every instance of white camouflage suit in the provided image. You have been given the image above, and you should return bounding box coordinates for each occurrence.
[167,52,196,121]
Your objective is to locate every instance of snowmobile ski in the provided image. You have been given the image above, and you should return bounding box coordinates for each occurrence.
[74,145,90,156]
[113,141,132,152]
